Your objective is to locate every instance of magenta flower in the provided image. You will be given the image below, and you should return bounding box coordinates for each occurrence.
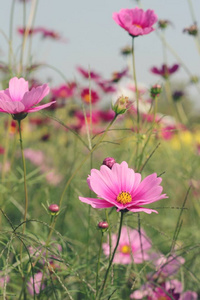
[154,254,185,278]
[81,88,100,104]
[0,77,54,117]
[103,226,152,264]
[151,64,179,79]
[79,161,167,214]
[113,7,158,37]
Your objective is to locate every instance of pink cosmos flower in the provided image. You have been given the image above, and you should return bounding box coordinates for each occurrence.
[81,88,100,104]
[103,226,152,264]
[0,77,54,116]
[111,67,129,83]
[113,7,158,37]
[97,80,116,93]
[79,161,167,214]
[151,64,179,79]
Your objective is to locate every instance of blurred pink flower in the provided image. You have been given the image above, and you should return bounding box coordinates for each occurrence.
[111,67,129,83]
[0,77,54,116]
[81,88,100,104]
[0,272,10,289]
[103,226,152,264]
[77,66,101,80]
[24,148,45,167]
[154,254,185,278]
[151,64,179,79]
[51,83,76,99]
[18,26,66,42]
[79,161,167,214]
[113,7,158,37]
[97,80,116,93]
[130,279,197,300]
[27,272,45,296]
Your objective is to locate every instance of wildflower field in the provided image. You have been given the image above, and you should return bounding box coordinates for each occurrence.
[1,0,200,299]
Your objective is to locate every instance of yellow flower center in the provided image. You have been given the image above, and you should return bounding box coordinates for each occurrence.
[116,191,132,204]
[121,245,131,254]
[134,24,142,28]
[83,93,91,103]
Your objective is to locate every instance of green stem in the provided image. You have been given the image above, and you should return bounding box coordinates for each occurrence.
[97,212,124,300]
[9,0,15,72]
[132,37,140,132]
[96,232,104,297]
[18,120,28,261]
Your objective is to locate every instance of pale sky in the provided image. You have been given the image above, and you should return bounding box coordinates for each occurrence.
[1,0,200,107]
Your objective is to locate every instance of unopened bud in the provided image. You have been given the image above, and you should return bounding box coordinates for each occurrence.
[102,157,116,169]
[158,19,171,30]
[150,84,162,99]
[112,95,129,115]
[183,24,198,36]
[98,221,109,229]
[48,204,60,215]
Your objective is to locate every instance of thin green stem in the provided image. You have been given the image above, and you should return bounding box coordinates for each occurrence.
[97,212,124,300]
[132,37,140,132]
[18,120,28,262]
[9,0,15,71]
[96,232,103,297]
[106,210,112,261]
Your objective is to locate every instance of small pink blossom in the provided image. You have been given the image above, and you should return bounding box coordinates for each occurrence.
[113,7,158,37]
[0,77,54,116]
[103,226,152,264]
[24,148,45,167]
[79,161,167,214]
[154,254,185,278]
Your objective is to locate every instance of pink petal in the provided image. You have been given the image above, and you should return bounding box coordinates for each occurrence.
[0,97,25,114]
[9,77,29,101]
[26,101,55,113]
[21,84,50,109]
[126,206,158,214]
[79,197,114,209]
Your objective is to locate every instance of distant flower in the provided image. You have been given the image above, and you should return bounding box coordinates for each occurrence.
[113,7,158,37]
[103,226,152,264]
[111,67,129,83]
[150,84,162,99]
[17,26,66,42]
[112,95,130,115]
[130,279,197,300]
[98,109,115,122]
[154,254,185,279]
[0,272,10,289]
[183,24,198,36]
[24,149,45,167]
[158,19,172,30]
[172,90,184,102]
[77,66,101,80]
[0,77,54,119]
[97,80,116,93]
[27,272,45,296]
[81,88,99,104]
[17,27,42,37]
[79,161,167,214]
[151,64,179,79]
[51,83,76,99]
[121,45,132,56]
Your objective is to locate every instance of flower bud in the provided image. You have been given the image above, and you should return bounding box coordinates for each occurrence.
[98,221,109,229]
[172,91,184,102]
[121,45,132,56]
[183,24,198,36]
[158,19,171,30]
[112,95,129,115]
[102,157,116,169]
[48,204,60,215]
[150,84,162,99]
